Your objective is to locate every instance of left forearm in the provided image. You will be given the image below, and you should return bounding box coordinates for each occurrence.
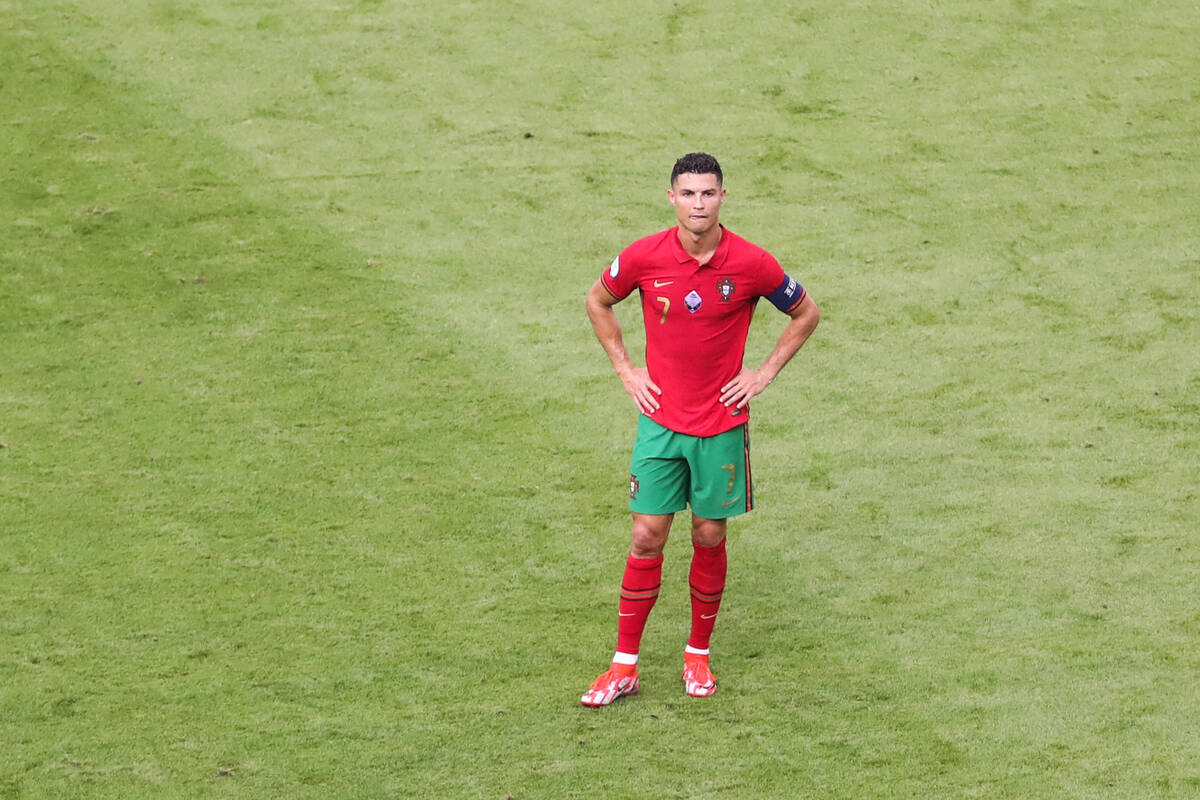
[720,294,820,409]
[758,294,820,382]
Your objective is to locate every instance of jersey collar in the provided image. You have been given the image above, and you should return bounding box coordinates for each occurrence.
[671,224,731,269]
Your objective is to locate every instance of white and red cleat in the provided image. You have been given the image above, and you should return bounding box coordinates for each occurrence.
[580,665,639,707]
[682,654,717,697]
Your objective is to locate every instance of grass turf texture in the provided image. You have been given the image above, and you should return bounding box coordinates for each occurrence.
[2,0,1199,797]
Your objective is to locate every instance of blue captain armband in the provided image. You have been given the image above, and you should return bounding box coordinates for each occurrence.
[766,274,805,313]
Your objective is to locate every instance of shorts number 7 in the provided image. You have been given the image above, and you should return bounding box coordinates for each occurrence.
[721,463,736,494]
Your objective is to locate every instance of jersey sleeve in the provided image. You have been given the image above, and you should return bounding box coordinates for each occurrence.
[756,250,806,313]
[599,246,639,300]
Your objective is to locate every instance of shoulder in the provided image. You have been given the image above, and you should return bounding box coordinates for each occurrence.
[719,228,786,297]
[605,229,674,293]
[720,228,781,275]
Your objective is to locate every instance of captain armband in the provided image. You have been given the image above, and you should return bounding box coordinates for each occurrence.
[766,274,805,313]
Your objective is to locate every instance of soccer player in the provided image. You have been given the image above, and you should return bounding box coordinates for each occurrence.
[580,152,820,707]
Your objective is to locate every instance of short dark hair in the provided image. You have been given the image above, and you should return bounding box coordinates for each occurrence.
[671,152,723,186]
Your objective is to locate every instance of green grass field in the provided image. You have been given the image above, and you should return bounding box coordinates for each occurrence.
[3,1,1199,797]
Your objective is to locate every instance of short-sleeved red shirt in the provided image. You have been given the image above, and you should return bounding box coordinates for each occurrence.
[601,226,805,437]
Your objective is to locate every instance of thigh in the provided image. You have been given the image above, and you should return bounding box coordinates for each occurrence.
[629,416,689,515]
[686,423,753,519]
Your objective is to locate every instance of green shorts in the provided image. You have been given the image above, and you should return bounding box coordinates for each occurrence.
[628,415,754,519]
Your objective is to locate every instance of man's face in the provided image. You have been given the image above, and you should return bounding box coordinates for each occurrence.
[668,172,725,236]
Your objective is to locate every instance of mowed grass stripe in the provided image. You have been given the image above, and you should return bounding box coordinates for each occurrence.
[0,23,604,799]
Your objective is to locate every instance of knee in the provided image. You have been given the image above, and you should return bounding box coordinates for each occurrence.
[691,517,727,548]
[630,516,670,558]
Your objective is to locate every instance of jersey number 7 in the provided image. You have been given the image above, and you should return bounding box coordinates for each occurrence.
[655,296,670,325]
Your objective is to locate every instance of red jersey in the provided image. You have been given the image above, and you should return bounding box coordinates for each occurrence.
[600,226,805,437]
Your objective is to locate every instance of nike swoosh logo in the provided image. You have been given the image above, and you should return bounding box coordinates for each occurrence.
[701,613,718,620]
[653,280,674,287]
[722,498,740,507]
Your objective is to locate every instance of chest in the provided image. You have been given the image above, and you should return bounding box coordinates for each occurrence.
[638,268,753,327]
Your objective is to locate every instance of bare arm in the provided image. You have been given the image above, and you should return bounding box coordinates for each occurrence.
[586,279,662,415]
[719,292,820,409]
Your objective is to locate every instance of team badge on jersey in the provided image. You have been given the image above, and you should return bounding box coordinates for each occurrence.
[717,278,735,301]
[684,290,702,313]
[629,474,640,499]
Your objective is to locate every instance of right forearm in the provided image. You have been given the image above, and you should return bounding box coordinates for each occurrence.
[586,281,661,414]
[586,284,636,377]
[591,311,634,377]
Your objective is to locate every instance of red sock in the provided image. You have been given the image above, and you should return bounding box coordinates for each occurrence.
[615,553,663,656]
[687,539,727,651]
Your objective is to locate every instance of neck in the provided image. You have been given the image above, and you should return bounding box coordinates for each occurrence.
[676,224,722,260]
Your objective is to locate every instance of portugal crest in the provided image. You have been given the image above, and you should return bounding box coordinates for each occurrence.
[717,278,736,301]
[629,474,640,499]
